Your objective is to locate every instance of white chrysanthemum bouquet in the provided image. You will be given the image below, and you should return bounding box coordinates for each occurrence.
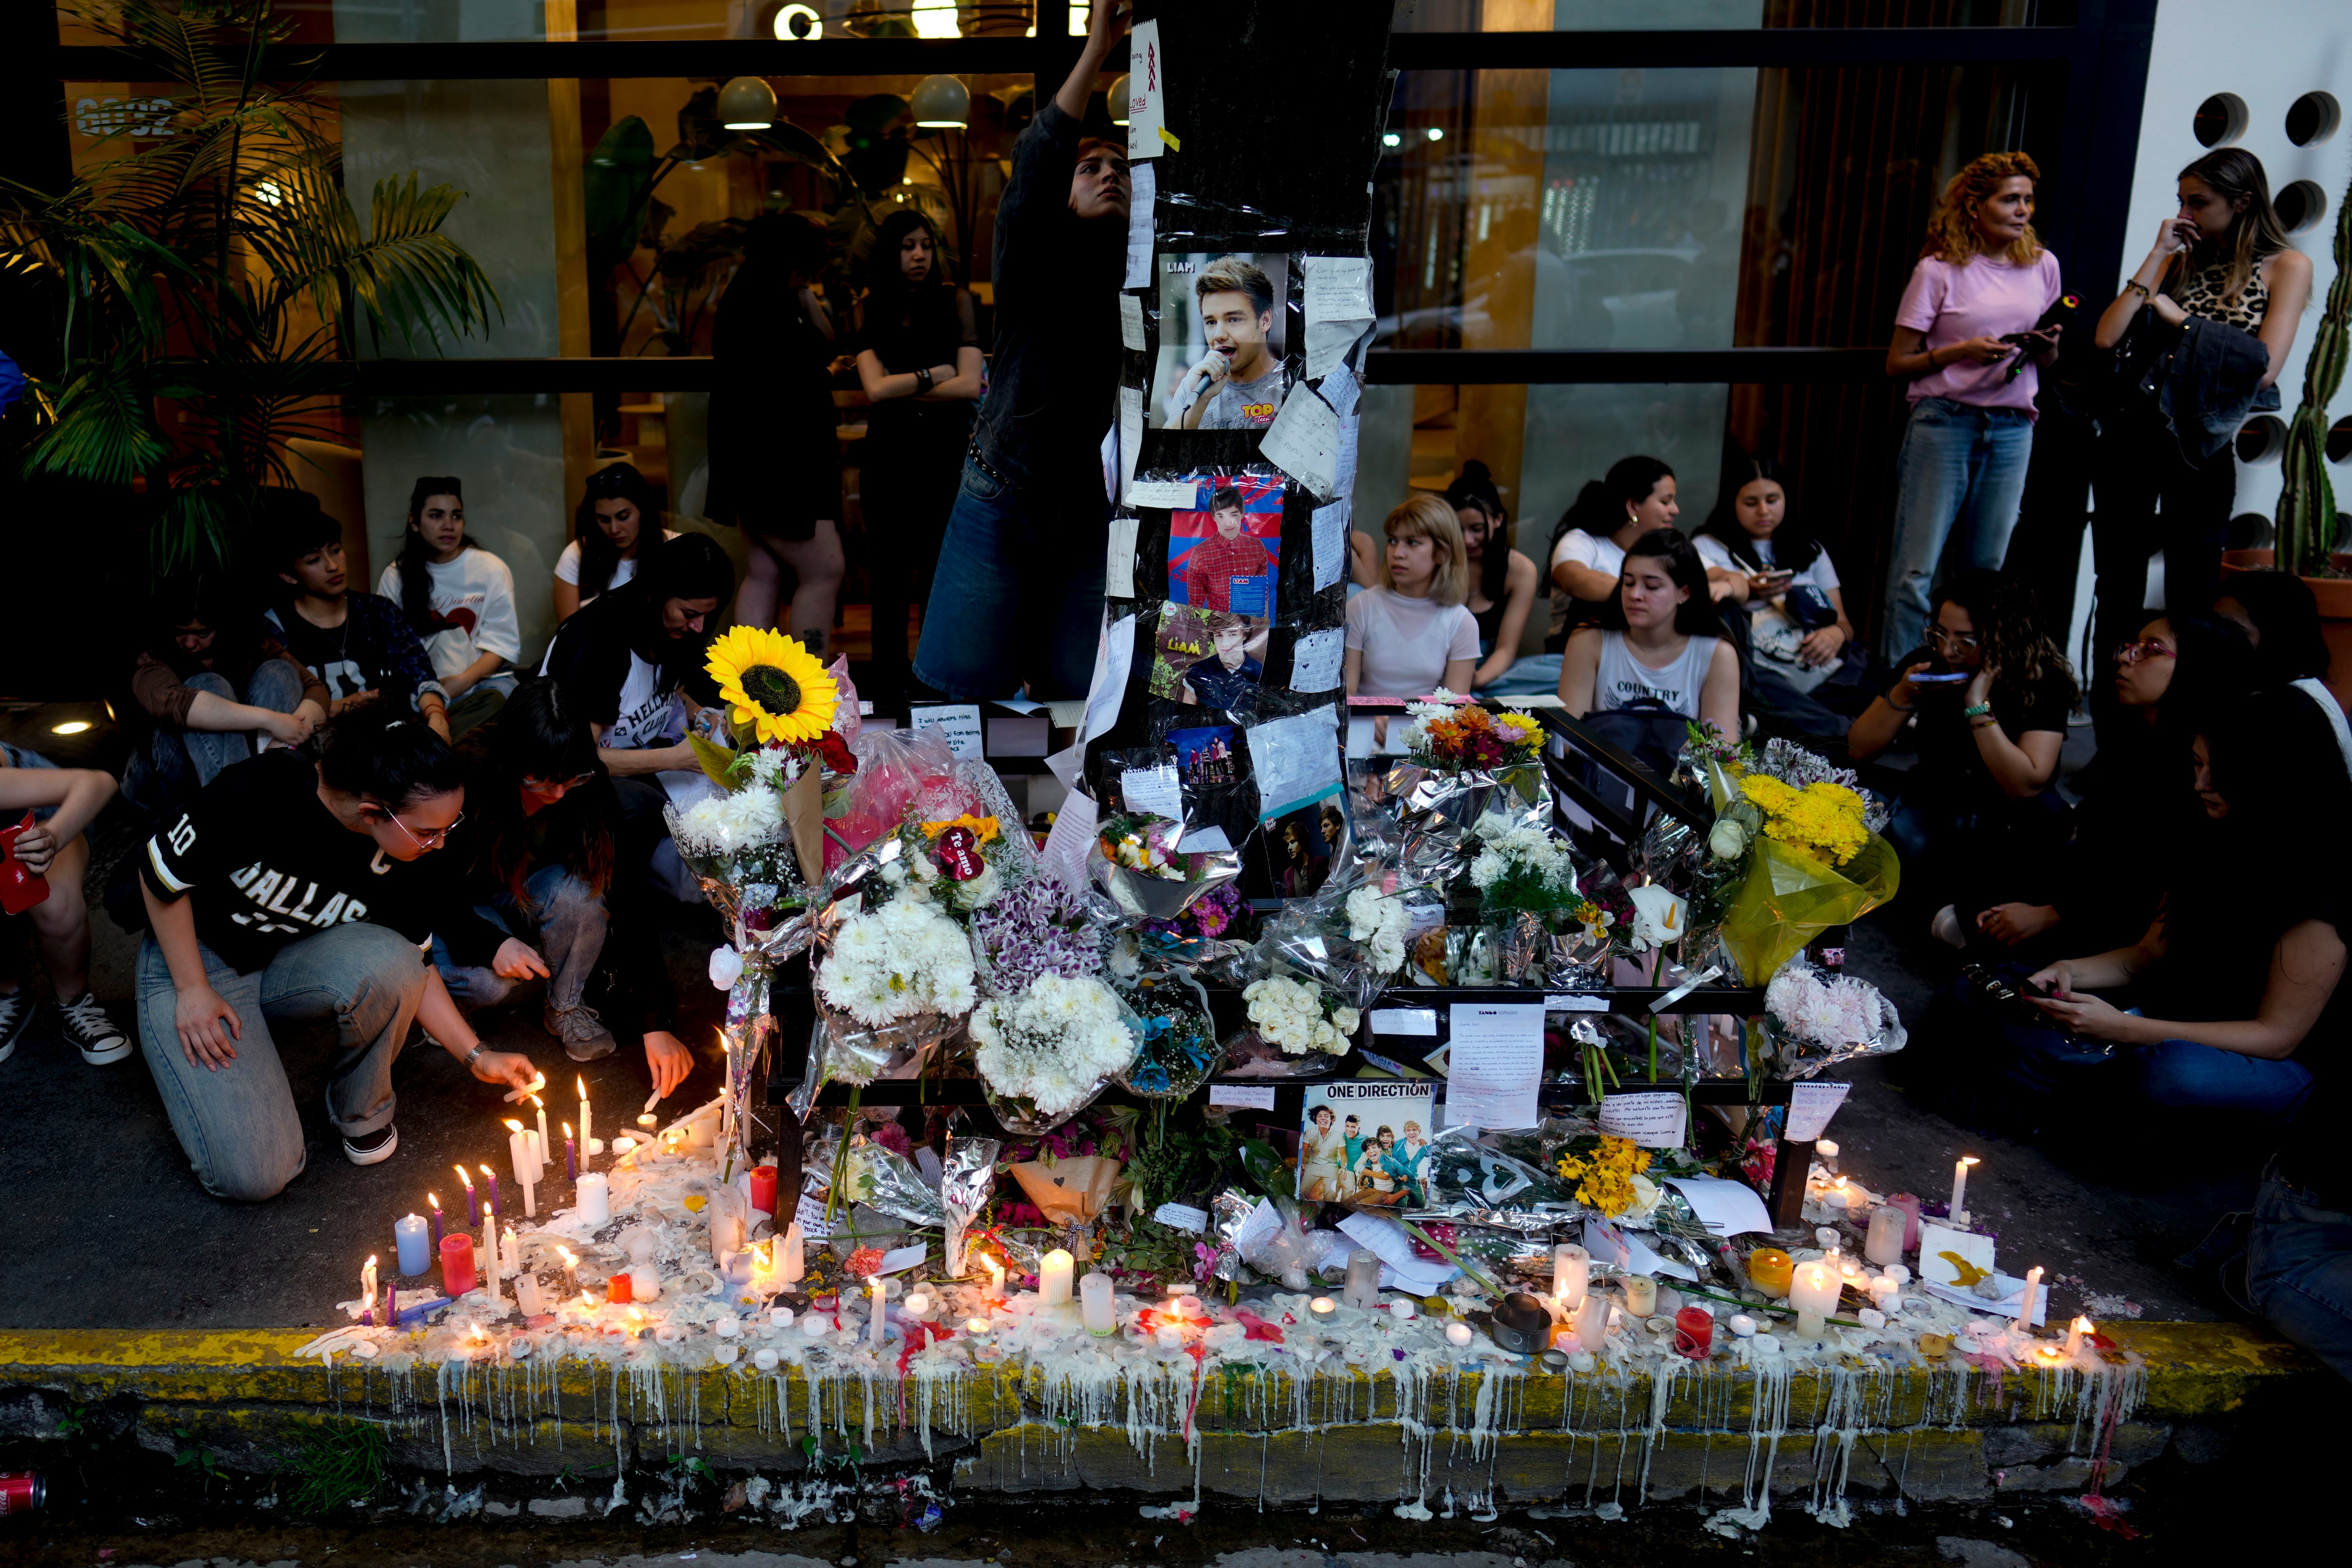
[969,972,1139,1124]
[816,895,980,1027]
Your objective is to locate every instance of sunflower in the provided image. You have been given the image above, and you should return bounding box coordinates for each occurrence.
[705,626,837,744]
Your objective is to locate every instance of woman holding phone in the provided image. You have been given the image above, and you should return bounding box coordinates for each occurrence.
[1694,456,1871,739]
[1848,570,2074,930]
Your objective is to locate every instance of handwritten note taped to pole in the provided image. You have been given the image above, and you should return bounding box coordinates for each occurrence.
[1782,1080,1852,1143]
[1599,1090,1688,1149]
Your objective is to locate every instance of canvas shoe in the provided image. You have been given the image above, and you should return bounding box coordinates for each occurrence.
[0,989,28,1067]
[344,1124,399,1166]
[56,991,133,1066]
[545,1002,618,1062]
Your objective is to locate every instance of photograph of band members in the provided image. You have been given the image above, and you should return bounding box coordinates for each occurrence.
[1169,724,1242,788]
[1168,478,1281,615]
[1297,1083,1435,1204]
[1155,253,1291,430]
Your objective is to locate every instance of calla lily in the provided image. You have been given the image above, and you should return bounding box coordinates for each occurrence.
[1628,884,1688,950]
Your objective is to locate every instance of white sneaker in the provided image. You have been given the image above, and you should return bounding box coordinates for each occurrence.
[1931,904,1967,950]
[56,992,133,1066]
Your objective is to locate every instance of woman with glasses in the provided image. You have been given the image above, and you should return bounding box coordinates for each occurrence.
[1848,571,2075,929]
[135,708,540,1201]
[429,681,692,1093]
[1961,614,2254,963]
[553,463,681,622]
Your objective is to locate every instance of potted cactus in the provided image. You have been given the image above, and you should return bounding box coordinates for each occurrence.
[2222,165,2352,708]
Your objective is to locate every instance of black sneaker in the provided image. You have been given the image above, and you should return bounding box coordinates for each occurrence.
[344,1124,399,1166]
[56,991,132,1066]
[0,989,27,1067]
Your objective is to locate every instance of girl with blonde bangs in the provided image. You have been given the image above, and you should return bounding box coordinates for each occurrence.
[1345,495,1480,704]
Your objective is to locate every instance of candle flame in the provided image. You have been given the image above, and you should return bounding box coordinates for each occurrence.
[469,1323,486,1341]
[563,1122,573,1138]
[2074,1315,2095,1331]
[577,1075,587,1099]
[428,1191,440,1209]
[504,1119,524,1133]
[529,1093,543,1110]
[454,1165,474,1190]
[558,1248,578,1266]
[1959,1155,1979,1168]
[528,1072,546,1093]
[479,1163,495,1178]
[581,1290,596,1310]
[366,1253,377,1265]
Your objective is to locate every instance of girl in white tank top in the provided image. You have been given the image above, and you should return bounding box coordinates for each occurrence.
[1558,529,1740,740]
[1594,629,1719,717]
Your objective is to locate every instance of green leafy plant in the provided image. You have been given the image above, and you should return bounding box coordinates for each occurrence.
[173,1423,221,1493]
[0,0,498,575]
[2276,166,2352,577]
[283,1419,388,1516]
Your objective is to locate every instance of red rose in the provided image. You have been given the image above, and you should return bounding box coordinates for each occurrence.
[812,730,858,774]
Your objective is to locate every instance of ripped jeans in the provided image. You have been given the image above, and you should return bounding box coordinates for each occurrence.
[432,864,608,1016]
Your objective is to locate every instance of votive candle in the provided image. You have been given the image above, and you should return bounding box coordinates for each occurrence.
[1551,1244,1590,1312]
[440,1234,478,1297]
[575,1172,610,1227]
[1040,1248,1075,1306]
[1787,1260,1842,1321]
[1080,1272,1116,1337]
[394,1214,430,1277]
[1745,1247,1795,1297]
[1623,1275,1658,1316]
[1673,1306,1713,1360]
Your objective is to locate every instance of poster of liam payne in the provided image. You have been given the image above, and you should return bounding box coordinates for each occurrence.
[1167,474,1282,616]
[1153,252,1292,430]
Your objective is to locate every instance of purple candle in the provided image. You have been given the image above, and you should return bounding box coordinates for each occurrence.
[385,1279,397,1329]
[481,1164,501,1219]
[564,1130,578,1183]
[428,1196,444,1252]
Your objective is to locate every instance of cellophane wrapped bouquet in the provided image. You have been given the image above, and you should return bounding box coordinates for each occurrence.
[1358,692,1553,888]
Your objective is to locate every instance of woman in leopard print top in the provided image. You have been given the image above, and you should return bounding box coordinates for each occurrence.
[2086,149,2313,697]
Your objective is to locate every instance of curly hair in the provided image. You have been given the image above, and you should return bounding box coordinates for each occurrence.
[1938,570,2077,709]
[1921,151,2044,267]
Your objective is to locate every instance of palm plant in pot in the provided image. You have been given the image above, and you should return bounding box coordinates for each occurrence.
[0,0,499,575]
[2229,163,2352,706]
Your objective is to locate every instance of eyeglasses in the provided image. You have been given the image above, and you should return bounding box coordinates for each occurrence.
[523,772,597,792]
[372,806,465,848]
[2114,639,2177,666]
[1928,627,1982,651]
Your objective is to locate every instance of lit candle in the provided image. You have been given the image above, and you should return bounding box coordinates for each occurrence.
[563,1123,577,1182]
[1389,1298,1417,1322]
[558,1248,580,1298]
[2065,1315,2093,1358]
[1830,1176,1851,1208]
[1551,1244,1590,1313]
[575,1173,610,1227]
[779,1221,805,1286]
[1864,1206,1907,1266]
[394,1214,430,1277]
[1308,1296,1338,1323]
[2018,1265,2043,1329]
[482,1200,499,1296]
[578,1076,594,1165]
[427,1193,444,1252]
[1815,1137,1839,1173]
[532,1095,551,1167]
[1080,1272,1116,1337]
[1039,1249,1075,1306]
[480,1164,501,1223]
[1728,1313,1757,1338]
[361,1255,378,1322]
[869,1278,887,1346]
[507,1122,540,1218]
[1787,1260,1842,1323]
[440,1234,477,1297]
[1745,1247,1794,1297]
[1623,1275,1657,1316]
[904,1290,936,1321]
[964,1316,990,1338]
[982,1254,1005,1298]
[1951,1155,1979,1226]
[1445,1321,1474,1347]
[453,1166,476,1235]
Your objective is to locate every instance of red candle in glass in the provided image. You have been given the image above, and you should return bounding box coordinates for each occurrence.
[748,1164,778,1216]
[608,1272,634,1305]
[439,1234,477,1297]
[1673,1306,1714,1360]
[1887,1192,1923,1250]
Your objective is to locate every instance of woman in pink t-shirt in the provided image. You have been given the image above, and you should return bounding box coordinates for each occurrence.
[1878,152,2066,662]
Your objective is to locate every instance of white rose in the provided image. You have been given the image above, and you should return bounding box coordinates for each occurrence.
[1707,817,1749,860]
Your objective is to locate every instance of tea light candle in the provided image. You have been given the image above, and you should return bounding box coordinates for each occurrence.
[394,1214,430,1277]
[1389,1298,1417,1321]
[1551,1243,1590,1312]
[964,1316,991,1338]
[1080,1272,1117,1337]
[714,1315,741,1340]
[801,1312,830,1339]
[1623,1275,1658,1316]
[638,1113,660,1130]
[1308,1296,1338,1323]
[1815,1138,1839,1172]
[1568,1351,1596,1372]
[1039,1249,1075,1307]
[1752,1333,1782,1356]
[1445,1322,1474,1347]
[754,1347,780,1371]
[1951,1155,1979,1227]
[1156,1324,1184,1351]
[770,1305,796,1328]
[904,1291,936,1322]
[1794,1308,1826,1339]
[575,1172,610,1228]
[1728,1313,1757,1338]
[1745,1247,1794,1297]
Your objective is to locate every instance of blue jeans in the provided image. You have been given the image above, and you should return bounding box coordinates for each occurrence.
[1880,397,2036,661]
[125,662,310,817]
[913,457,1106,700]
[433,864,609,1014]
[1476,653,1562,697]
[135,923,428,1202]
[2249,1161,2352,1383]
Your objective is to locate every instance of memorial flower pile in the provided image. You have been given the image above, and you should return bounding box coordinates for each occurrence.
[1344,884,1410,976]
[1553,1133,1656,1219]
[973,876,1106,991]
[1400,691,1544,772]
[816,895,979,1027]
[1243,974,1359,1056]
[1470,819,1581,925]
[969,972,1139,1122]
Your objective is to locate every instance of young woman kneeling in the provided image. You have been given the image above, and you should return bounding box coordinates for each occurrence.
[135,710,540,1200]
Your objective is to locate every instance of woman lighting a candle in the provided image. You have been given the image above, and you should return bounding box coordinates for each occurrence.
[135,708,540,1201]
